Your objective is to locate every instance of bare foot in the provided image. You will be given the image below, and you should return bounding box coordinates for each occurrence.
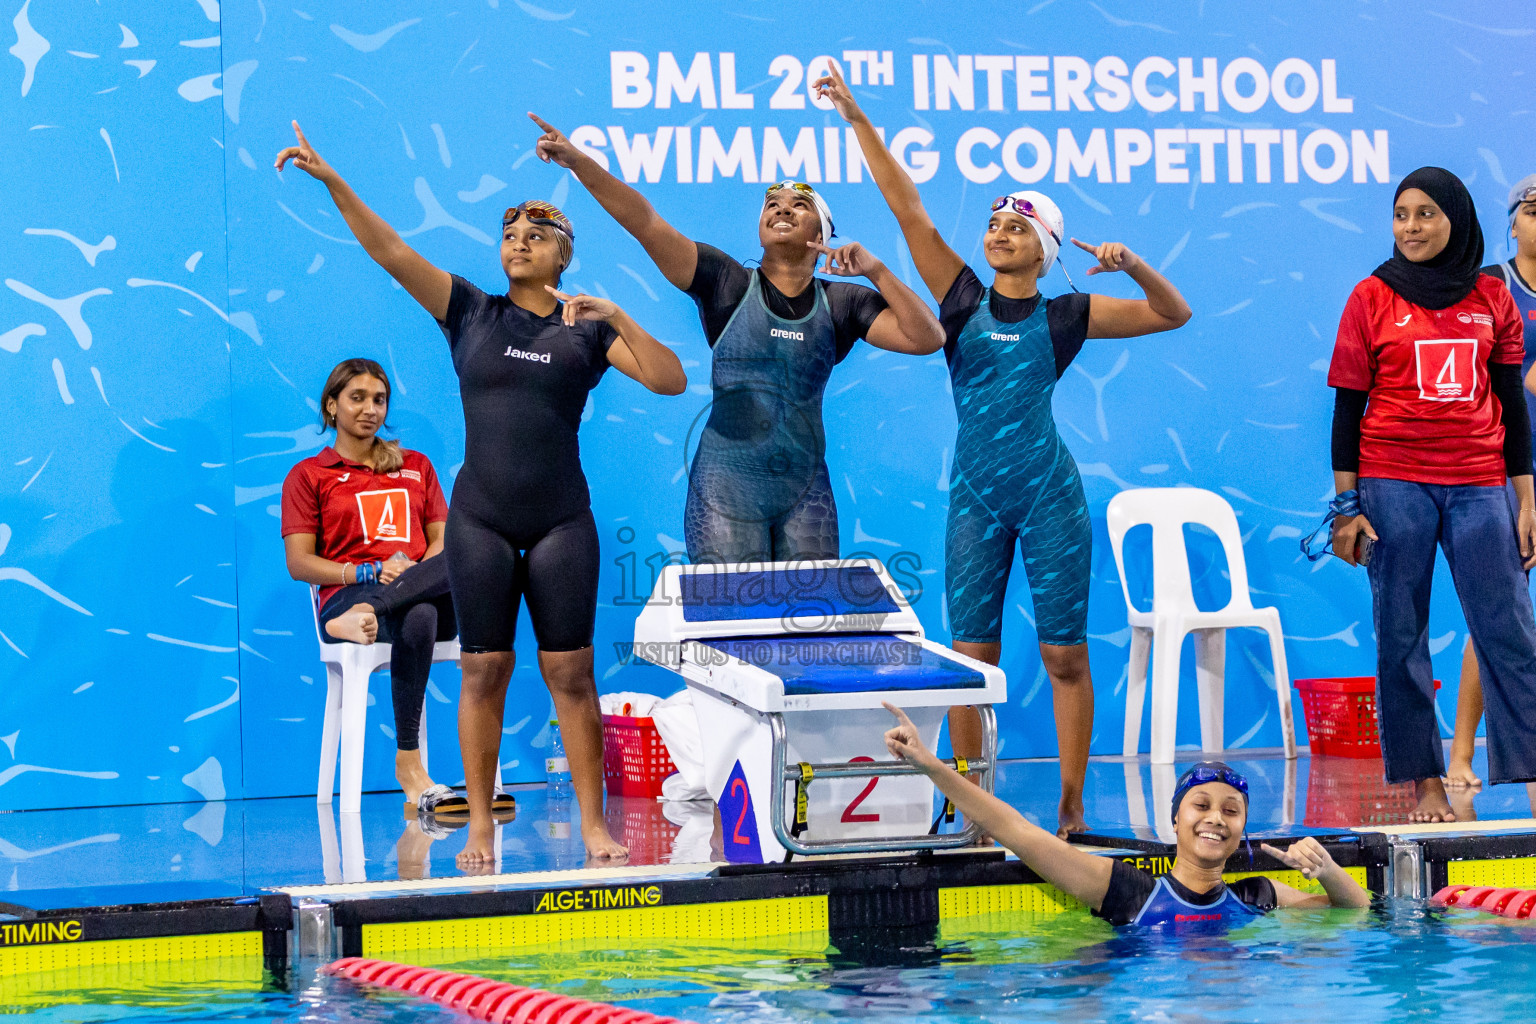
[395,750,434,807]
[1410,778,1457,823]
[456,820,497,873]
[325,604,378,644]
[1056,798,1088,839]
[1443,760,1482,789]
[582,822,629,862]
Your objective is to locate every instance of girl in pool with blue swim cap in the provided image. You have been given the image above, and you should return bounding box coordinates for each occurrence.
[883,703,1370,927]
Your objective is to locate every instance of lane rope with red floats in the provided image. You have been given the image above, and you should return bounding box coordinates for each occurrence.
[1430,885,1536,919]
[324,957,697,1024]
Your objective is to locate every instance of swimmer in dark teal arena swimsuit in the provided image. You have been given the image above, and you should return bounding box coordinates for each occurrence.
[820,68,1192,836]
[884,703,1372,927]
[530,114,945,564]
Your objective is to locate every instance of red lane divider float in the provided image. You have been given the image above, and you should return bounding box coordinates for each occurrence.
[324,957,697,1024]
[1431,885,1536,919]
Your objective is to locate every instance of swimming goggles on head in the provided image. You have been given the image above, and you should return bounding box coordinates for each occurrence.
[765,180,819,200]
[502,200,574,239]
[1171,761,1249,821]
[991,195,1060,245]
[989,195,1080,293]
[1513,186,1536,212]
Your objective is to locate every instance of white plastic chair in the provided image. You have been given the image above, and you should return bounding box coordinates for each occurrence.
[1106,488,1297,765]
[311,586,461,813]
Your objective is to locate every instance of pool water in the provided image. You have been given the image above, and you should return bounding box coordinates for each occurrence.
[8,903,1536,1023]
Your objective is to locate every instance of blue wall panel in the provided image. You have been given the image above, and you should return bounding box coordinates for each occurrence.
[4,0,1534,808]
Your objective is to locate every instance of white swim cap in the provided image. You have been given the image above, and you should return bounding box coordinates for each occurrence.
[997,190,1065,275]
[1511,173,1536,214]
[764,181,835,244]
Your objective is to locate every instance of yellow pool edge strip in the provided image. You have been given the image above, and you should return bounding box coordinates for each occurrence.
[0,931,261,977]
[364,894,831,955]
[1446,857,1536,888]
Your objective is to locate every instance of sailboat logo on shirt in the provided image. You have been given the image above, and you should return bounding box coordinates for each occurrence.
[1413,339,1477,402]
[355,489,412,544]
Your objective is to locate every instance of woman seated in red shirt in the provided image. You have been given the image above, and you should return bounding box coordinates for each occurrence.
[281,357,458,812]
[1328,167,1536,821]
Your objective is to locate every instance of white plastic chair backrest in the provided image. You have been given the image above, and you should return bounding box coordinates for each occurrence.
[1105,488,1253,615]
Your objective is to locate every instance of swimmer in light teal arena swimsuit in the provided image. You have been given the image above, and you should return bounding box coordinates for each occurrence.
[821,67,1192,835]
[884,703,1372,926]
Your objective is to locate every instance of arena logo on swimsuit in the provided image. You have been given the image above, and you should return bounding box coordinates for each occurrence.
[989,331,1020,342]
[504,346,551,363]
[769,328,805,340]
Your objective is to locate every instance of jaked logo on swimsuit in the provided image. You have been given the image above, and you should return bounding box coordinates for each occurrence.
[504,346,551,363]
[769,328,804,340]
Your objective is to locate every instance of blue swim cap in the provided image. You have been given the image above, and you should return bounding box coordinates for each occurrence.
[1170,761,1249,824]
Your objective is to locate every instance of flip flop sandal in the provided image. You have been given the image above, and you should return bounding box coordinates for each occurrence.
[492,791,517,819]
[417,783,470,816]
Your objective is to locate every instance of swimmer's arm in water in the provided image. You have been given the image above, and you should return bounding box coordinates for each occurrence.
[883,703,1114,910]
[1068,239,1192,339]
[274,121,451,321]
[1259,839,1372,909]
[813,67,965,304]
[529,113,697,292]
[544,287,686,396]
[809,242,945,356]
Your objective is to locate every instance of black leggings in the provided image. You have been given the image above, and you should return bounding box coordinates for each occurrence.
[319,556,456,751]
[444,503,600,654]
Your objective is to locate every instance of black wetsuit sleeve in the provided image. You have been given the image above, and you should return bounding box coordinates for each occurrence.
[826,282,890,362]
[1331,387,1369,474]
[1227,876,1278,913]
[438,275,486,349]
[1092,860,1158,926]
[938,265,985,361]
[684,242,751,347]
[1045,293,1092,378]
[1491,360,1534,477]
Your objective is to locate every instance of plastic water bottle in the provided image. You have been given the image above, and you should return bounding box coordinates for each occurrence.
[545,719,572,796]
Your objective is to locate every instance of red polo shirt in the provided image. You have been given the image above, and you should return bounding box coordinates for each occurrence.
[281,447,449,606]
[1328,275,1525,486]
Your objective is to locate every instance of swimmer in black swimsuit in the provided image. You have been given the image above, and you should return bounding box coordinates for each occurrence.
[276,122,686,867]
[528,113,944,564]
[883,704,1370,927]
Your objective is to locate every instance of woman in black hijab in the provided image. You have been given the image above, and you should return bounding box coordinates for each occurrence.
[1326,166,1536,822]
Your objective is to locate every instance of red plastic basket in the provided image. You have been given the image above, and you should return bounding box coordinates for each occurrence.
[1294,676,1440,758]
[601,712,678,798]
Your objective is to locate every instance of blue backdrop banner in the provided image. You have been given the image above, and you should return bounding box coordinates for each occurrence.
[3,0,1533,811]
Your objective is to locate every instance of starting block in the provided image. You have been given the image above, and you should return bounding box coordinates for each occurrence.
[633,559,1006,863]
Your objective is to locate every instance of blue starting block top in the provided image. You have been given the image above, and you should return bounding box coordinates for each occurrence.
[680,567,900,623]
[700,634,986,695]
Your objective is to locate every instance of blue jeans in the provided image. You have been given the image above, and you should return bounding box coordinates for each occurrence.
[1359,478,1536,785]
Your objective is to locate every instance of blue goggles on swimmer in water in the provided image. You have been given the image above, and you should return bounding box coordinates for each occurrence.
[1170,761,1249,824]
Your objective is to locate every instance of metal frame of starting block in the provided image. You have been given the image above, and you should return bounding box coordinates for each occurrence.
[633,558,1007,862]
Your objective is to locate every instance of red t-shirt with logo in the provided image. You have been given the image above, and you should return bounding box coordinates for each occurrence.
[280,447,449,606]
[1328,275,1525,486]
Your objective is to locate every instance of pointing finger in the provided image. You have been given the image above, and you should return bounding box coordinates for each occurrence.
[806,240,834,254]
[292,120,309,147]
[1070,237,1099,254]
[1259,843,1288,862]
[528,112,558,134]
[544,285,573,301]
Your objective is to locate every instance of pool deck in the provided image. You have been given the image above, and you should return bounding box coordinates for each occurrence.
[3,744,1535,976]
